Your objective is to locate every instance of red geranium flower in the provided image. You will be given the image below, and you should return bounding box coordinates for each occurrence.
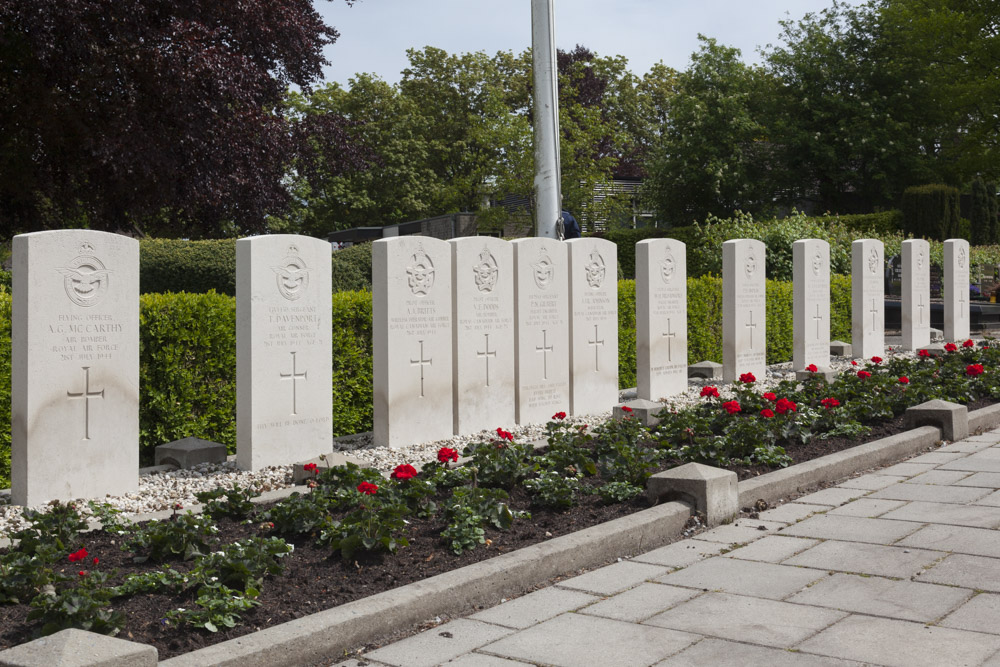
[437,447,459,463]
[700,386,720,399]
[918,349,931,358]
[871,356,883,364]
[78,571,87,577]
[739,372,756,384]
[496,427,514,441]
[857,370,871,379]
[806,364,818,373]
[775,397,797,414]
[762,392,777,402]
[68,547,88,563]
[945,342,958,352]
[93,557,99,566]
[621,405,634,413]
[552,411,567,420]
[722,400,741,415]
[391,464,418,480]
[760,408,774,419]
[851,360,858,366]
[820,397,840,409]
[899,376,909,384]
[967,364,985,377]
[303,463,318,475]
[963,339,975,348]
[357,481,378,495]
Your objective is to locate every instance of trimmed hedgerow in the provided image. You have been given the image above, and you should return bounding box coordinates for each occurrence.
[330,291,374,437]
[330,242,373,293]
[140,239,237,296]
[592,227,696,279]
[0,291,9,488]
[618,281,637,390]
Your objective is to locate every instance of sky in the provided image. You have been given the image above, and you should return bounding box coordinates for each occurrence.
[315,0,857,87]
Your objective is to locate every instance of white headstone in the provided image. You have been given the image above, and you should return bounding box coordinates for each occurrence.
[450,237,515,435]
[567,238,618,415]
[792,239,831,370]
[851,239,885,359]
[636,239,687,400]
[902,239,931,350]
[12,231,139,506]
[944,238,971,342]
[722,239,767,383]
[373,237,453,448]
[236,235,332,470]
[513,237,569,424]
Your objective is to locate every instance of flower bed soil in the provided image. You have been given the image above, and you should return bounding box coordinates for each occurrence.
[0,399,992,659]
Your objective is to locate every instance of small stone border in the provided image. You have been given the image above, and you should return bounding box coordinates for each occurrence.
[148,403,1000,667]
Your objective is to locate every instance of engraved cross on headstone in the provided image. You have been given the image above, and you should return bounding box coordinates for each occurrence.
[662,318,676,362]
[745,311,757,350]
[813,303,823,338]
[279,351,307,415]
[959,288,967,320]
[917,293,926,325]
[67,366,104,441]
[477,333,497,387]
[536,329,553,380]
[870,298,880,333]
[587,324,605,372]
[410,340,432,398]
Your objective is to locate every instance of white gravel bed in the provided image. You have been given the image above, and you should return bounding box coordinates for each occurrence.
[0,343,931,538]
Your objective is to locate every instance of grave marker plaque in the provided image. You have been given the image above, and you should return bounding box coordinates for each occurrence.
[450,237,515,435]
[12,230,139,505]
[636,239,687,400]
[944,238,970,342]
[373,237,453,448]
[793,239,831,370]
[513,238,569,423]
[236,235,332,470]
[568,238,618,415]
[852,239,885,359]
[723,239,767,383]
[902,239,931,350]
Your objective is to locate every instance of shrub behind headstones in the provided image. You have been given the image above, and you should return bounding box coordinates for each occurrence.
[901,184,961,240]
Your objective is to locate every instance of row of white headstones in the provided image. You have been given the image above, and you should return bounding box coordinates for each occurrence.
[8,230,970,506]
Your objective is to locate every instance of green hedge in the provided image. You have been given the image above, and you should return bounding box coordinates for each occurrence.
[0,292,10,488]
[330,242,373,292]
[592,227,696,279]
[817,211,902,236]
[140,239,237,296]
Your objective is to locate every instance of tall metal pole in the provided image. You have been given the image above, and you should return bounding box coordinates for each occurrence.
[531,0,561,238]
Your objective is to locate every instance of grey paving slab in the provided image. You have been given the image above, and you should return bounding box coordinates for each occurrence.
[786,572,971,622]
[906,451,966,464]
[973,489,1000,506]
[916,553,1000,592]
[903,469,974,485]
[721,535,821,563]
[578,582,700,623]
[470,587,598,629]
[793,487,867,507]
[968,447,1000,459]
[939,439,996,452]
[954,472,1000,488]
[655,638,864,667]
[645,592,847,648]
[759,503,825,524]
[879,500,1000,528]
[694,519,786,544]
[981,649,1000,667]
[873,462,937,477]
[779,513,923,544]
[796,614,1000,667]
[655,556,826,599]
[940,593,1000,634]
[335,660,392,667]
[938,456,1000,473]
[837,474,908,491]
[631,539,725,568]
[442,655,532,667]
[480,612,699,667]
[870,482,992,504]
[898,523,1000,558]
[364,619,514,667]
[784,540,945,578]
[826,498,907,517]
[557,560,671,596]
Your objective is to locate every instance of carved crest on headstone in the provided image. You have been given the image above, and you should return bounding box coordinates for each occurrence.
[660,249,676,284]
[585,249,606,289]
[532,248,554,290]
[406,245,435,296]
[744,249,758,280]
[812,248,824,276]
[868,248,879,275]
[472,247,498,293]
[57,243,111,308]
[272,245,310,301]
[959,246,967,269]
[917,248,925,271]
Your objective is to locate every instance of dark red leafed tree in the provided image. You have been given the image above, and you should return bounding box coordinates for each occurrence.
[0,0,364,239]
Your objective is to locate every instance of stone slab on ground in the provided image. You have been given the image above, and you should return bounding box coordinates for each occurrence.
[829,340,853,357]
[693,519,786,544]
[577,582,699,623]
[363,619,513,667]
[629,540,724,569]
[873,462,938,477]
[757,502,824,524]
[955,472,1000,487]
[645,592,847,648]
[916,553,1000,592]
[870,482,991,504]
[469,587,597,630]
[879,500,1000,528]
[939,593,1000,634]
[659,637,862,667]
[556,560,669,596]
[686,361,721,379]
[837,474,909,491]
[0,628,157,667]
[154,437,227,469]
[904,469,974,485]
[796,614,1000,667]
[784,540,945,578]
[826,498,907,517]
[479,613,700,667]
[779,513,923,544]
[614,398,664,426]
[906,451,965,465]
[794,486,868,506]
[786,572,972,623]
[656,556,826,599]
[898,523,1000,558]
[443,655,532,667]
[720,536,821,563]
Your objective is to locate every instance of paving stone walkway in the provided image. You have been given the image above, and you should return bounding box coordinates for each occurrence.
[340,428,1000,667]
